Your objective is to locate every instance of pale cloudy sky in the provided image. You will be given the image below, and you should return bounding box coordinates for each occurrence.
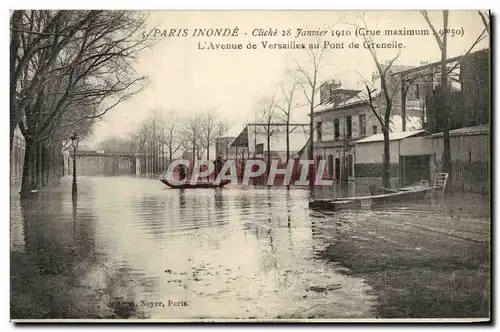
[83,10,489,147]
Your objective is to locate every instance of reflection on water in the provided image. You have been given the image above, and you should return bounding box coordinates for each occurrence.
[11,176,488,320]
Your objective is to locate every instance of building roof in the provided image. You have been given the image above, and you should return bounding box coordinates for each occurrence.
[428,124,489,138]
[355,129,427,144]
[265,130,310,153]
[390,48,490,77]
[231,123,309,148]
[225,125,245,138]
[315,79,382,114]
[230,123,310,154]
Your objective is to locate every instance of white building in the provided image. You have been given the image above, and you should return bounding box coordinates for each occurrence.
[230,123,309,162]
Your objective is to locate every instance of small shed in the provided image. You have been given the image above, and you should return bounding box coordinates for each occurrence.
[354,130,430,187]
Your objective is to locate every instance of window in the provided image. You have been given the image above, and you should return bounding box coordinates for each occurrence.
[334,119,340,139]
[414,84,420,99]
[315,155,323,169]
[346,116,352,139]
[256,143,264,155]
[372,125,378,135]
[359,114,366,137]
[347,154,353,177]
[316,121,322,141]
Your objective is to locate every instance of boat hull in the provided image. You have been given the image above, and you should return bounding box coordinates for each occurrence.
[309,187,436,211]
[160,179,230,189]
[309,199,361,211]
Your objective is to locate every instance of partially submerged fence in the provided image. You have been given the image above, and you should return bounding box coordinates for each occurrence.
[450,160,489,194]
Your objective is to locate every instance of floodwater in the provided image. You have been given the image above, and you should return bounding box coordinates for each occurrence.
[10,176,490,320]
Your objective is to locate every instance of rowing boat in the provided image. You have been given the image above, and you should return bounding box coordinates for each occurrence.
[160,179,230,189]
[309,185,437,211]
[309,174,448,212]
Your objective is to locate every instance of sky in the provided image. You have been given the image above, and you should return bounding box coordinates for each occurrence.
[82,10,489,148]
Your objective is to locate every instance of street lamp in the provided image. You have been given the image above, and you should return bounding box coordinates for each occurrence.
[70,133,78,197]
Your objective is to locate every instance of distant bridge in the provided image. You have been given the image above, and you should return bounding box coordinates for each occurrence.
[75,150,140,159]
[73,150,166,176]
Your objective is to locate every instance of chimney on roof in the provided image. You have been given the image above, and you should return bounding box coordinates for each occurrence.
[320,82,331,105]
[320,80,342,105]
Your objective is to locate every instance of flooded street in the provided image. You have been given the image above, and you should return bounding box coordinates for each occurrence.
[10,176,490,320]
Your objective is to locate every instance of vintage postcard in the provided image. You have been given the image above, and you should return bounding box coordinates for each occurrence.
[10,10,490,322]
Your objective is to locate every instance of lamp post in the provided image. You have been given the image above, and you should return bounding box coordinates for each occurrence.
[70,133,78,197]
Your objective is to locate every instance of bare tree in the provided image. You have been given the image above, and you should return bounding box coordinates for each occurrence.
[257,96,280,175]
[478,10,490,36]
[200,108,219,162]
[420,10,451,177]
[133,109,178,176]
[354,13,401,188]
[138,115,156,176]
[420,10,488,178]
[11,10,153,196]
[10,10,25,152]
[180,112,203,167]
[292,47,328,182]
[161,110,183,165]
[275,81,303,162]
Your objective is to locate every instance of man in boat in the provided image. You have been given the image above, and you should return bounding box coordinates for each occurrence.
[214,155,224,179]
[178,164,187,181]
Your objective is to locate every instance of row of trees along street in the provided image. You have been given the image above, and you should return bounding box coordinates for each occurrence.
[10,11,154,197]
[96,108,231,177]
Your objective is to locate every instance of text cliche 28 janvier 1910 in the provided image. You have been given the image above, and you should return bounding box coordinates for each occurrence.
[141,26,465,51]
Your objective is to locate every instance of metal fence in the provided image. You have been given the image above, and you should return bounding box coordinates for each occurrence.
[450,160,490,194]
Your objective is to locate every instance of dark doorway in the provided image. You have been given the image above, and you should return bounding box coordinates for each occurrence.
[334,157,340,180]
[327,155,334,178]
[400,155,431,186]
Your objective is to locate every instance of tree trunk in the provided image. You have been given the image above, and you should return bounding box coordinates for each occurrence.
[192,141,196,178]
[149,144,153,177]
[20,139,36,197]
[48,146,54,181]
[401,84,407,132]
[153,141,157,175]
[192,142,196,162]
[10,120,17,154]
[286,122,290,163]
[161,140,165,172]
[146,145,149,177]
[36,142,43,189]
[308,107,314,160]
[146,149,150,177]
[382,126,391,188]
[45,145,51,184]
[440,11,451,178]
[308,105,315,185]
[169,145,173,165]
[267,133,271,177]
[10,11,23,154]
